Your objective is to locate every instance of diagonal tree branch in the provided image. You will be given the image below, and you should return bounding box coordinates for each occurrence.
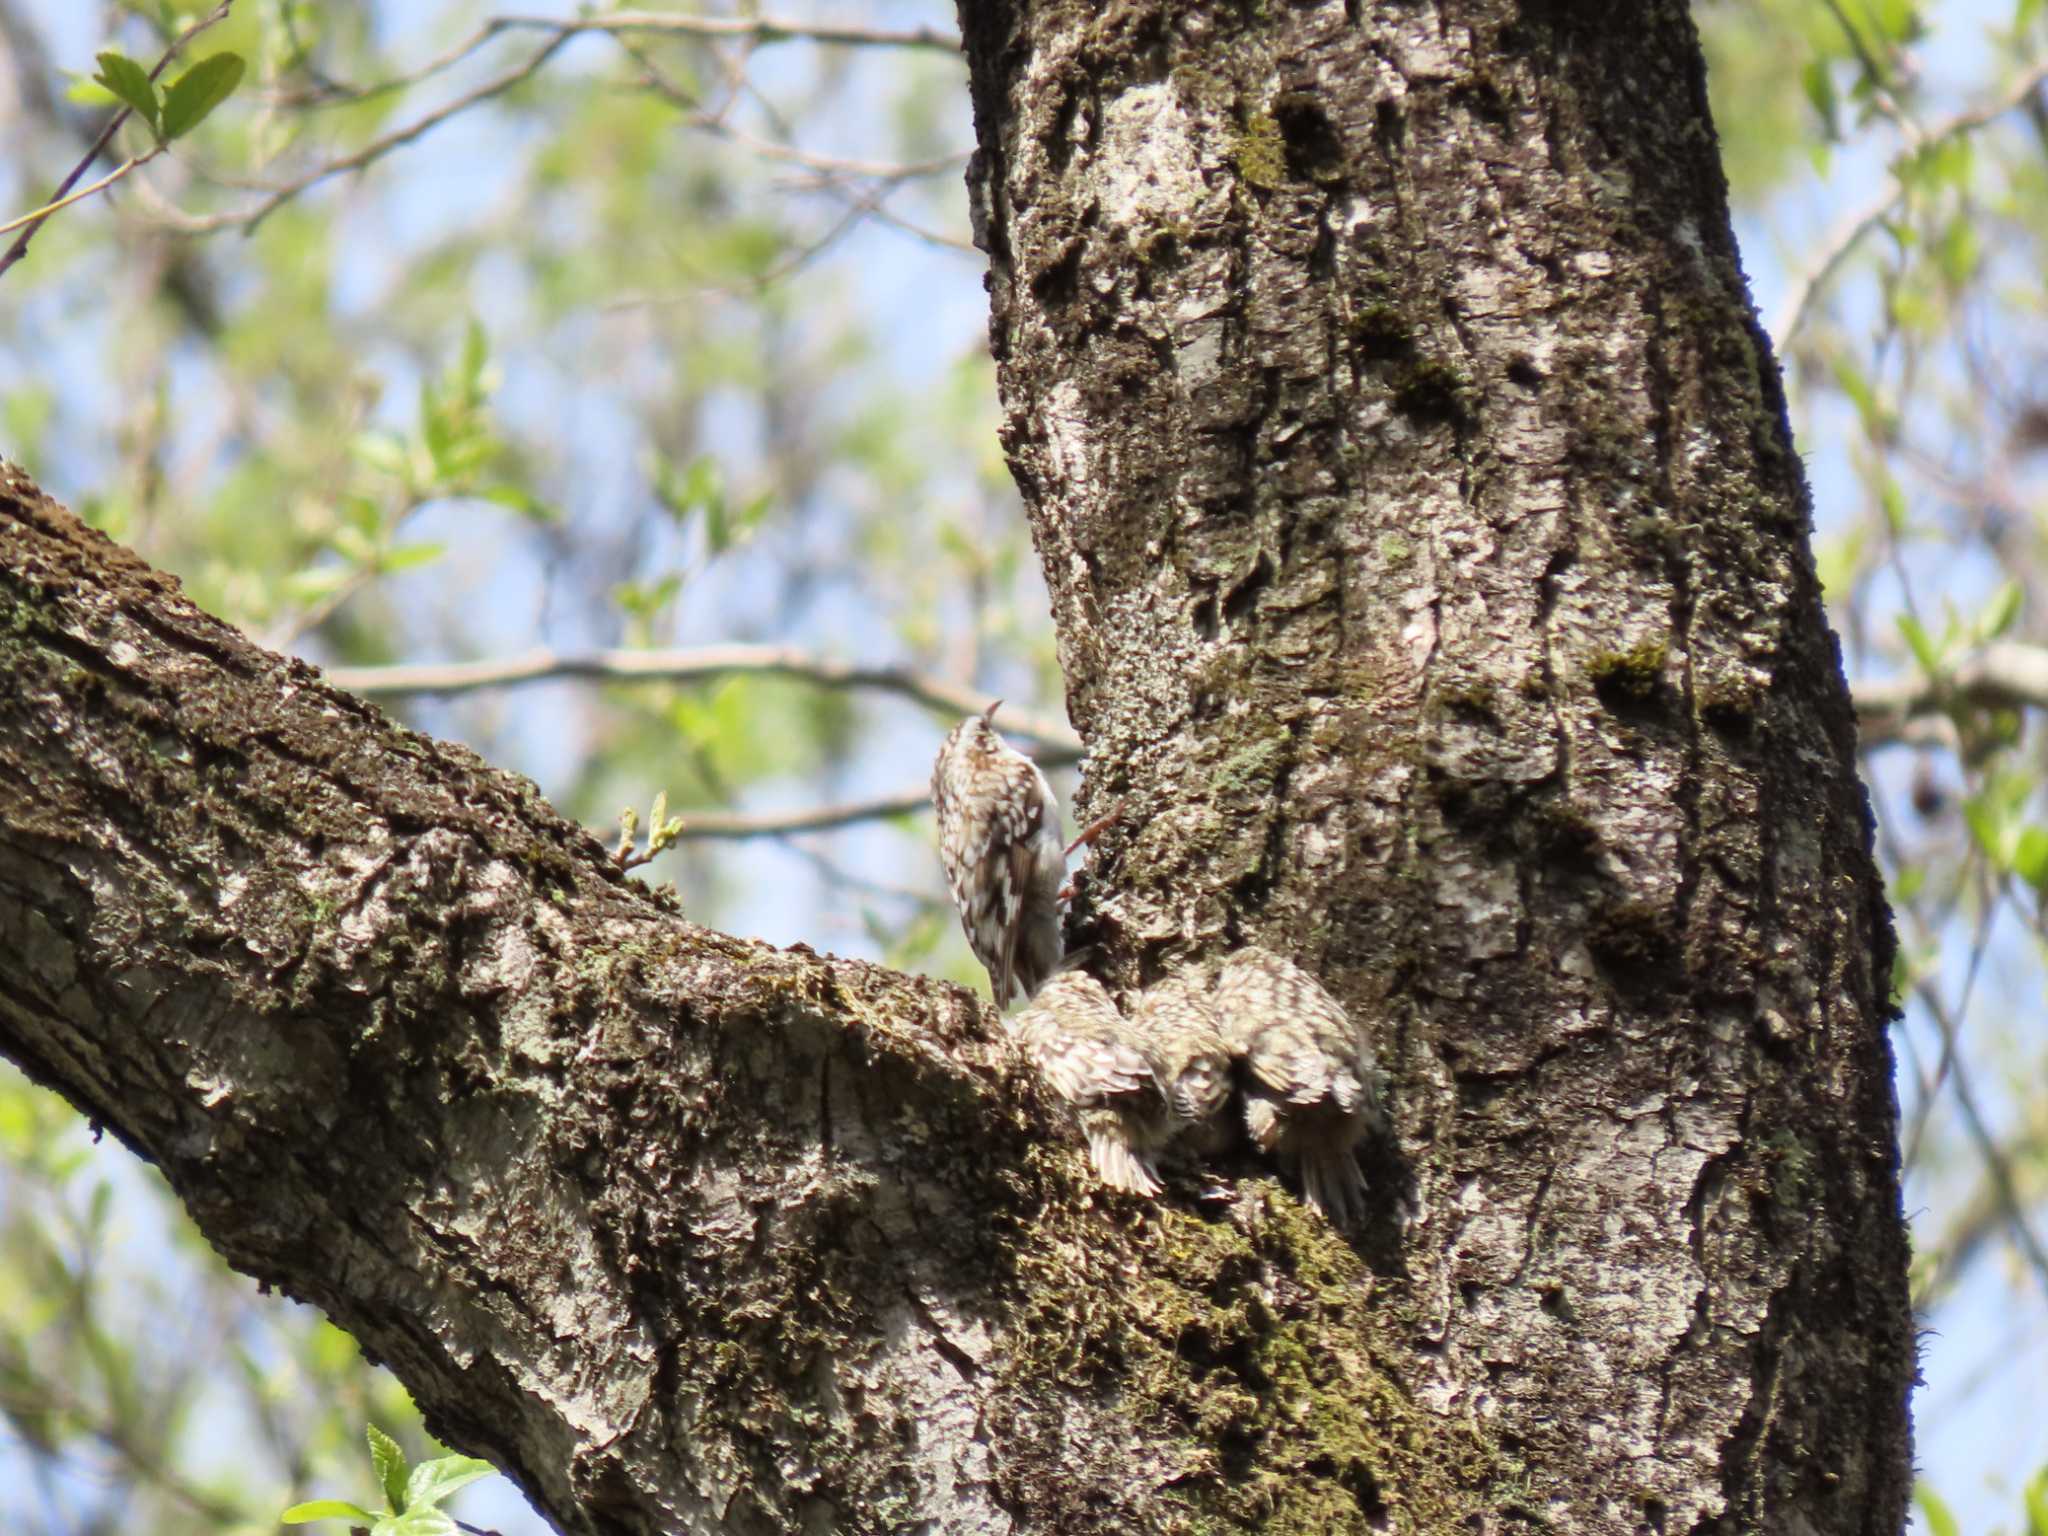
[0,462,1460,1536]
[332,634,2048,768]
[144,9,960,238]
[160,31,576,235]
[1772,55,2048,344]
[278,7,959,108]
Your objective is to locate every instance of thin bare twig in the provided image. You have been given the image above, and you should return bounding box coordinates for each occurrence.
[325,645,1082,754]
[1913,975,2048,1306]
[272,8,954,112]
[0,1355,245,1525]
[0,0,233,280]
[491,11,956,54]
[160,31,577,234]
[0,149,169,238]
[156,9,962,237]
[671,788,932,840]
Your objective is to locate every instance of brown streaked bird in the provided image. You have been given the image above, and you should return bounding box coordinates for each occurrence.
[1128,966,1234,1134]
[931,702,1066,1010]
[1214,946,1385,1230]
[1010,970,1173,1196]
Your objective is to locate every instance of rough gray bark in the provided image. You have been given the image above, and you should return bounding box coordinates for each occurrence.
[957,0,1913,1531]
[1,0,1912,1532]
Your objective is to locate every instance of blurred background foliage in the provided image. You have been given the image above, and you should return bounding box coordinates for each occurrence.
[1,0,2046,1530]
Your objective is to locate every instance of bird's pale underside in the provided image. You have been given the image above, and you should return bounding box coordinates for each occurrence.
[930,705,1066,1010]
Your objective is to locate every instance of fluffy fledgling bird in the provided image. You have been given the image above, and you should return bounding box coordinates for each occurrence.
[1010,970,1174,1196]
[931,703,1066,1010]
[1128,968,1234,1132]
[1213,947,1385,1230]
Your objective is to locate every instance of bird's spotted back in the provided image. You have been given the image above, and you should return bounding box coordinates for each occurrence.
[1011,971,1162,1111]
[1129,970,1233,1123]
[1215,947,1379,1118]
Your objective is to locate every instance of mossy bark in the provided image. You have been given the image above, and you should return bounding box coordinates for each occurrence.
[957,0,1912,1531]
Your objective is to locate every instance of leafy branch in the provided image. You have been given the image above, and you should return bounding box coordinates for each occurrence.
[282,1423,498,1536]
[0,7,245,273]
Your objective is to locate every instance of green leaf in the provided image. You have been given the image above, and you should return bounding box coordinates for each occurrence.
[351,431,411,480]
[2025,1467,2048,1536]
[1831,353,1886,436]
[282,1500,376,1525]
[1814,528,1865,598]
[1935,216,1980,288]
[1978,579,2022,643]
[460,319,489,395]
[1961,798,2002,867]
[430,433,494,483]
[283,564,351,604]
[379,542,446,575]
[367,1423,409,1514]
[1890,862,1925,904]
[1912,1485,1958,1536]
[2014,826,2048,892]
[1896,613,1942,676]
[483,484,556,522]
[1800,57,1838,139]
[1960,779,2032,870]
[93,52,159,137]
[734,490,774,539]
[653,453,722,526]
[330,524,377,565]
[1878,476,1908,537]
[613,574,682,621]
[66,75,118,108]
[404,1454,495,1512]
[159,52,244,141]
[378,1509,457,1536]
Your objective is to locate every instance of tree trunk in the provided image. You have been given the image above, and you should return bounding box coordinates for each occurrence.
[956,0,1912,1530]
[0,0,1912,1533]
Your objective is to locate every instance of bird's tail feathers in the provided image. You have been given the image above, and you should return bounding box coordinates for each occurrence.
[1300,1148,1369,1232]
[1088,1131,1162,1197]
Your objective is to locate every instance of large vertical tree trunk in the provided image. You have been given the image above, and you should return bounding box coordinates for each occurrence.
[0,0,1913,1531]
[958,0,1912,1530]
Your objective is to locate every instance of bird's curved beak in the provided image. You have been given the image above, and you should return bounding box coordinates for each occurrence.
[982,699,1003,724]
